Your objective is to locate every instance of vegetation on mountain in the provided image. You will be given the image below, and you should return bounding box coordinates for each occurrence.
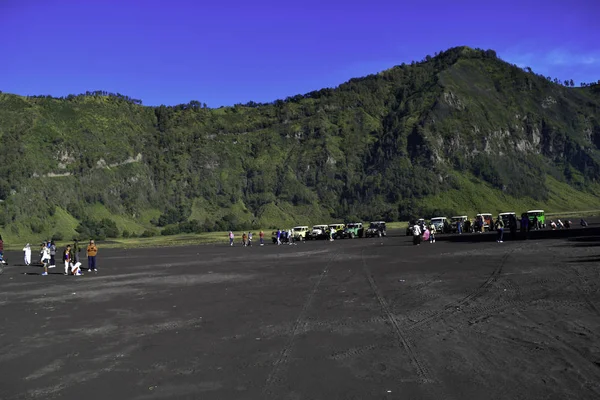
[1,46,599,243]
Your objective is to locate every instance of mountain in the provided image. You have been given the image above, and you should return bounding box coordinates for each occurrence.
[1,46,600,242]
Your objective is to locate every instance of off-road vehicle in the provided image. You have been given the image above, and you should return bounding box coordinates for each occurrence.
[450,216,469,233]
[292,226,310,241]
[306,225,330,240]
[341,222,364,239]
[328,223,346,239]
[527,210,546,228]
[430,217,448,233]
[365,221,387,238]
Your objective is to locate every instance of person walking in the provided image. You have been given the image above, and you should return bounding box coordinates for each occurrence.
[276,229,282,245]
[40,243,51,275]
[242,232,248,247]
[248,232,253,247]
[412,223,422,245]
[87,239,98,272]
[23,243,32,265]
[229,231,234,246]
[429,224,436,243]
[259,230,265,246]
[495,217,505,243]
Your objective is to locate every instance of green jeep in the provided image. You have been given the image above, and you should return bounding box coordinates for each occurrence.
[343,222,364,239]
[527,210,546,228]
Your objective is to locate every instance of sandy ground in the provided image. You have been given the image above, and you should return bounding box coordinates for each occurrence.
[1,225,599,400]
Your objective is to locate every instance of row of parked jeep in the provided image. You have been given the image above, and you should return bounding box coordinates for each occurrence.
[406,210,547,235]
[273,221,387,243]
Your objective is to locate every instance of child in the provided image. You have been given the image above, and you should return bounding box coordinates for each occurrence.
[23,243,32,265]
[40,243,51,275]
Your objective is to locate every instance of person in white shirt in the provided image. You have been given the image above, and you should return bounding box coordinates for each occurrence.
[40,243,51,275]
[23,243,32,265]
[412,224,422,246]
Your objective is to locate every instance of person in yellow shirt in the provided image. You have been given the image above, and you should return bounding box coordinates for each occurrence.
[87,239,98,272]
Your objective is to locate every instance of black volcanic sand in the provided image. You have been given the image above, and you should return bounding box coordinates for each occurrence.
[1,225,600,400]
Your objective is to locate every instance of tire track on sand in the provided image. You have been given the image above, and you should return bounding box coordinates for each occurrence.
[262,250,339,397]
[360,248,434,386]
[406,245,522,333]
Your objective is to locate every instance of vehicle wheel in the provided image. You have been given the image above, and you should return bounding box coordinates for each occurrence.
[349,232,355,239]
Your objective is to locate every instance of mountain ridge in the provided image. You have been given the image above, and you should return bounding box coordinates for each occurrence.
[1,46,599,242]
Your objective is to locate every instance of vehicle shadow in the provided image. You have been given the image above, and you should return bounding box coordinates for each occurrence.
[567,257,600,264]
[433,227,600,243]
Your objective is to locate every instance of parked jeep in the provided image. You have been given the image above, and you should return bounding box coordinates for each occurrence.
[342,222,364,239]
[306,225,330,240]
[430,217,449,233]
[292,226,310,241]
[450,216,469,233]
[475,213,493,232]
[365,221,387,238]
[329,223,346,239]
[527,209,546,228]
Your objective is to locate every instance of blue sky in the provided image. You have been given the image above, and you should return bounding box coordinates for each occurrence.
[1,0,598,107]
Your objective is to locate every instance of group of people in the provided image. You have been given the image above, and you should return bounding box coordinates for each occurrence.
[411,223,437,245]
[274,229,300,245]
[22,239,98,276]
[229,231,266,246]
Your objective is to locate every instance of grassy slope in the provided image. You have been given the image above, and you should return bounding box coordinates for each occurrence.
[421,172,600,216]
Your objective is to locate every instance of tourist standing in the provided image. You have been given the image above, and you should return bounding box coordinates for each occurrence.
[87,239,98,272]
[495,217,504,243]
[259,230,265,246]
[49,240,57,269]
[412,223,422,245]
[40,243,51,275]
[23,243,31,265]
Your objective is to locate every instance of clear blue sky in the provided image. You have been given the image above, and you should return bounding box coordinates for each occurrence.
[1,0,598,107]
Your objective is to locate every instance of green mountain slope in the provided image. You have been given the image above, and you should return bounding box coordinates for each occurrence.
[1,46,599,242]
